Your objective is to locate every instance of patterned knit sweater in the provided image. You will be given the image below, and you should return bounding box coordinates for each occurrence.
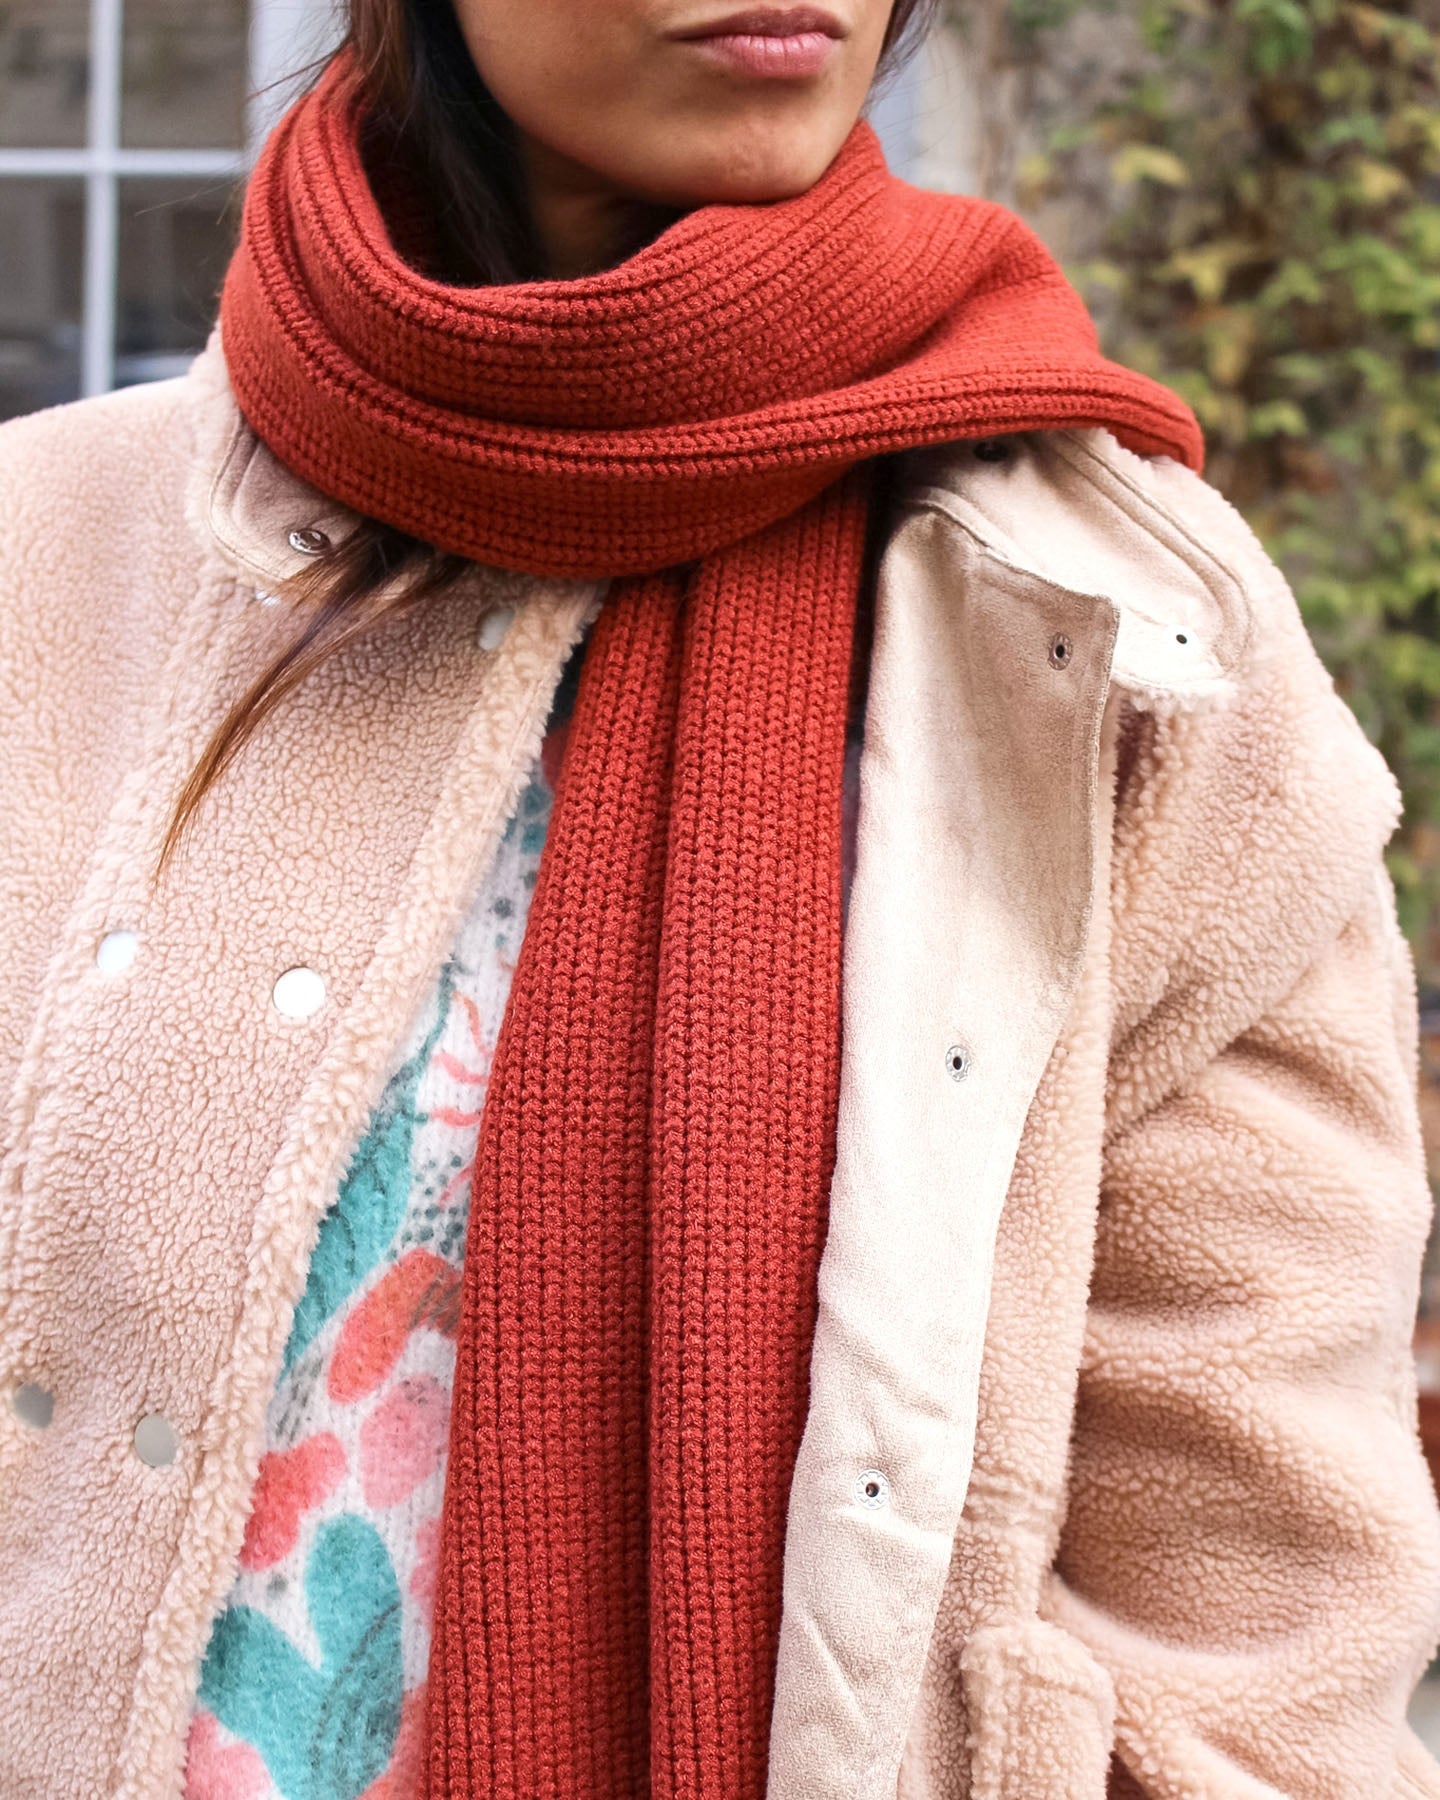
[181,609,868,1800]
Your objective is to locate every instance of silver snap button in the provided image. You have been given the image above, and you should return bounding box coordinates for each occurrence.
[12,1381,53,1428]
[287,527,330,557]
[133,1413,179,1467]
[945,1043,971,1081]
[477,605,515,652]
[95,929,139,976]
[1048,633,1073,669]
[856,1468,890,1510]
[272,966,327,1021]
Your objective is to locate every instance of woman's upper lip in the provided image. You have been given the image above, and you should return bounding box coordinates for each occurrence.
[671,7,846,39]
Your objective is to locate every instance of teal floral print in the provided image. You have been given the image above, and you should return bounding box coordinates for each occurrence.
[198,1516,403,1800]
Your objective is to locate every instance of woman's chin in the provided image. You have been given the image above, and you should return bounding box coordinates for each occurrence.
[589,120,851,210]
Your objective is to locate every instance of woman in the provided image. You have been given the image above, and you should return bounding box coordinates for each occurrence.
[1,0,1438,1796]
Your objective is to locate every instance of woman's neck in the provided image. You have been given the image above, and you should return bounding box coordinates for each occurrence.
[520,132,684,278]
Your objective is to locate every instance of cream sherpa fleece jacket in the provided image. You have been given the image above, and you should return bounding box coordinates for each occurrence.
[0,340,1438,1800]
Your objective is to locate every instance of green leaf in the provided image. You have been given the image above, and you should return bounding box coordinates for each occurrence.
[1249,399,1310,437]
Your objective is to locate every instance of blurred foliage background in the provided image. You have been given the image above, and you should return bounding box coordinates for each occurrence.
[936,0,1440,985]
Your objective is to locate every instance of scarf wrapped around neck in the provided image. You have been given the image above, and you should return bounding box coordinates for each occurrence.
[219,55,1201,1800]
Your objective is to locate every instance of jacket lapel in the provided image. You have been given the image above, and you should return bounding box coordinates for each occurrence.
[766,431,1249,1799]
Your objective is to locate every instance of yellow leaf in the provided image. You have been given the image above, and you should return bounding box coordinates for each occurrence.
[1352,159,1410,205]
[1111,144,1191,188]
[1161,241,1257,303]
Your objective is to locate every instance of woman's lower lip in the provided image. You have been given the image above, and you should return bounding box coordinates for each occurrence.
[682,30,838,78]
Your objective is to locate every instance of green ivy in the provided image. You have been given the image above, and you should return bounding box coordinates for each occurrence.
[1008,0,1440,974]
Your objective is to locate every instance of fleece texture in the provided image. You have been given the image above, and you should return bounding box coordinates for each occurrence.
[0,348,595,1800]
[0,346,1436,1800]
[185,659,587,1798]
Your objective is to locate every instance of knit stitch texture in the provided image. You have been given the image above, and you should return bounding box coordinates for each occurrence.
[215,59,1206,1800]
[219,55,1202,583]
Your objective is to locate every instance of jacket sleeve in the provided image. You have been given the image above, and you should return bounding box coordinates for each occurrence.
[1045,855,1440,1799]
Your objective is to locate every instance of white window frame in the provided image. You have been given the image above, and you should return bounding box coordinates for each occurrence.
[0,0,336,399]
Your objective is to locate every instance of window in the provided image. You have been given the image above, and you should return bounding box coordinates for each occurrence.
[0,0,334,420]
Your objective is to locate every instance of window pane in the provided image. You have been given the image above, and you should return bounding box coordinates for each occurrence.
[0,0,89,149]
[116,178,240,384]
[121,0,249,149]
[0,180,84,420]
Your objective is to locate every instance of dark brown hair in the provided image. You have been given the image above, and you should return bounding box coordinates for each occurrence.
[163,0,938,868]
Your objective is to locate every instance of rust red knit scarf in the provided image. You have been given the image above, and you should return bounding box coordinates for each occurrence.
[220,56,1201,1800]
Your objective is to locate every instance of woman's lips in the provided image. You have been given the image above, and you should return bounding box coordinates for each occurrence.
[674,8,844,79]
[685,29,838,78]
